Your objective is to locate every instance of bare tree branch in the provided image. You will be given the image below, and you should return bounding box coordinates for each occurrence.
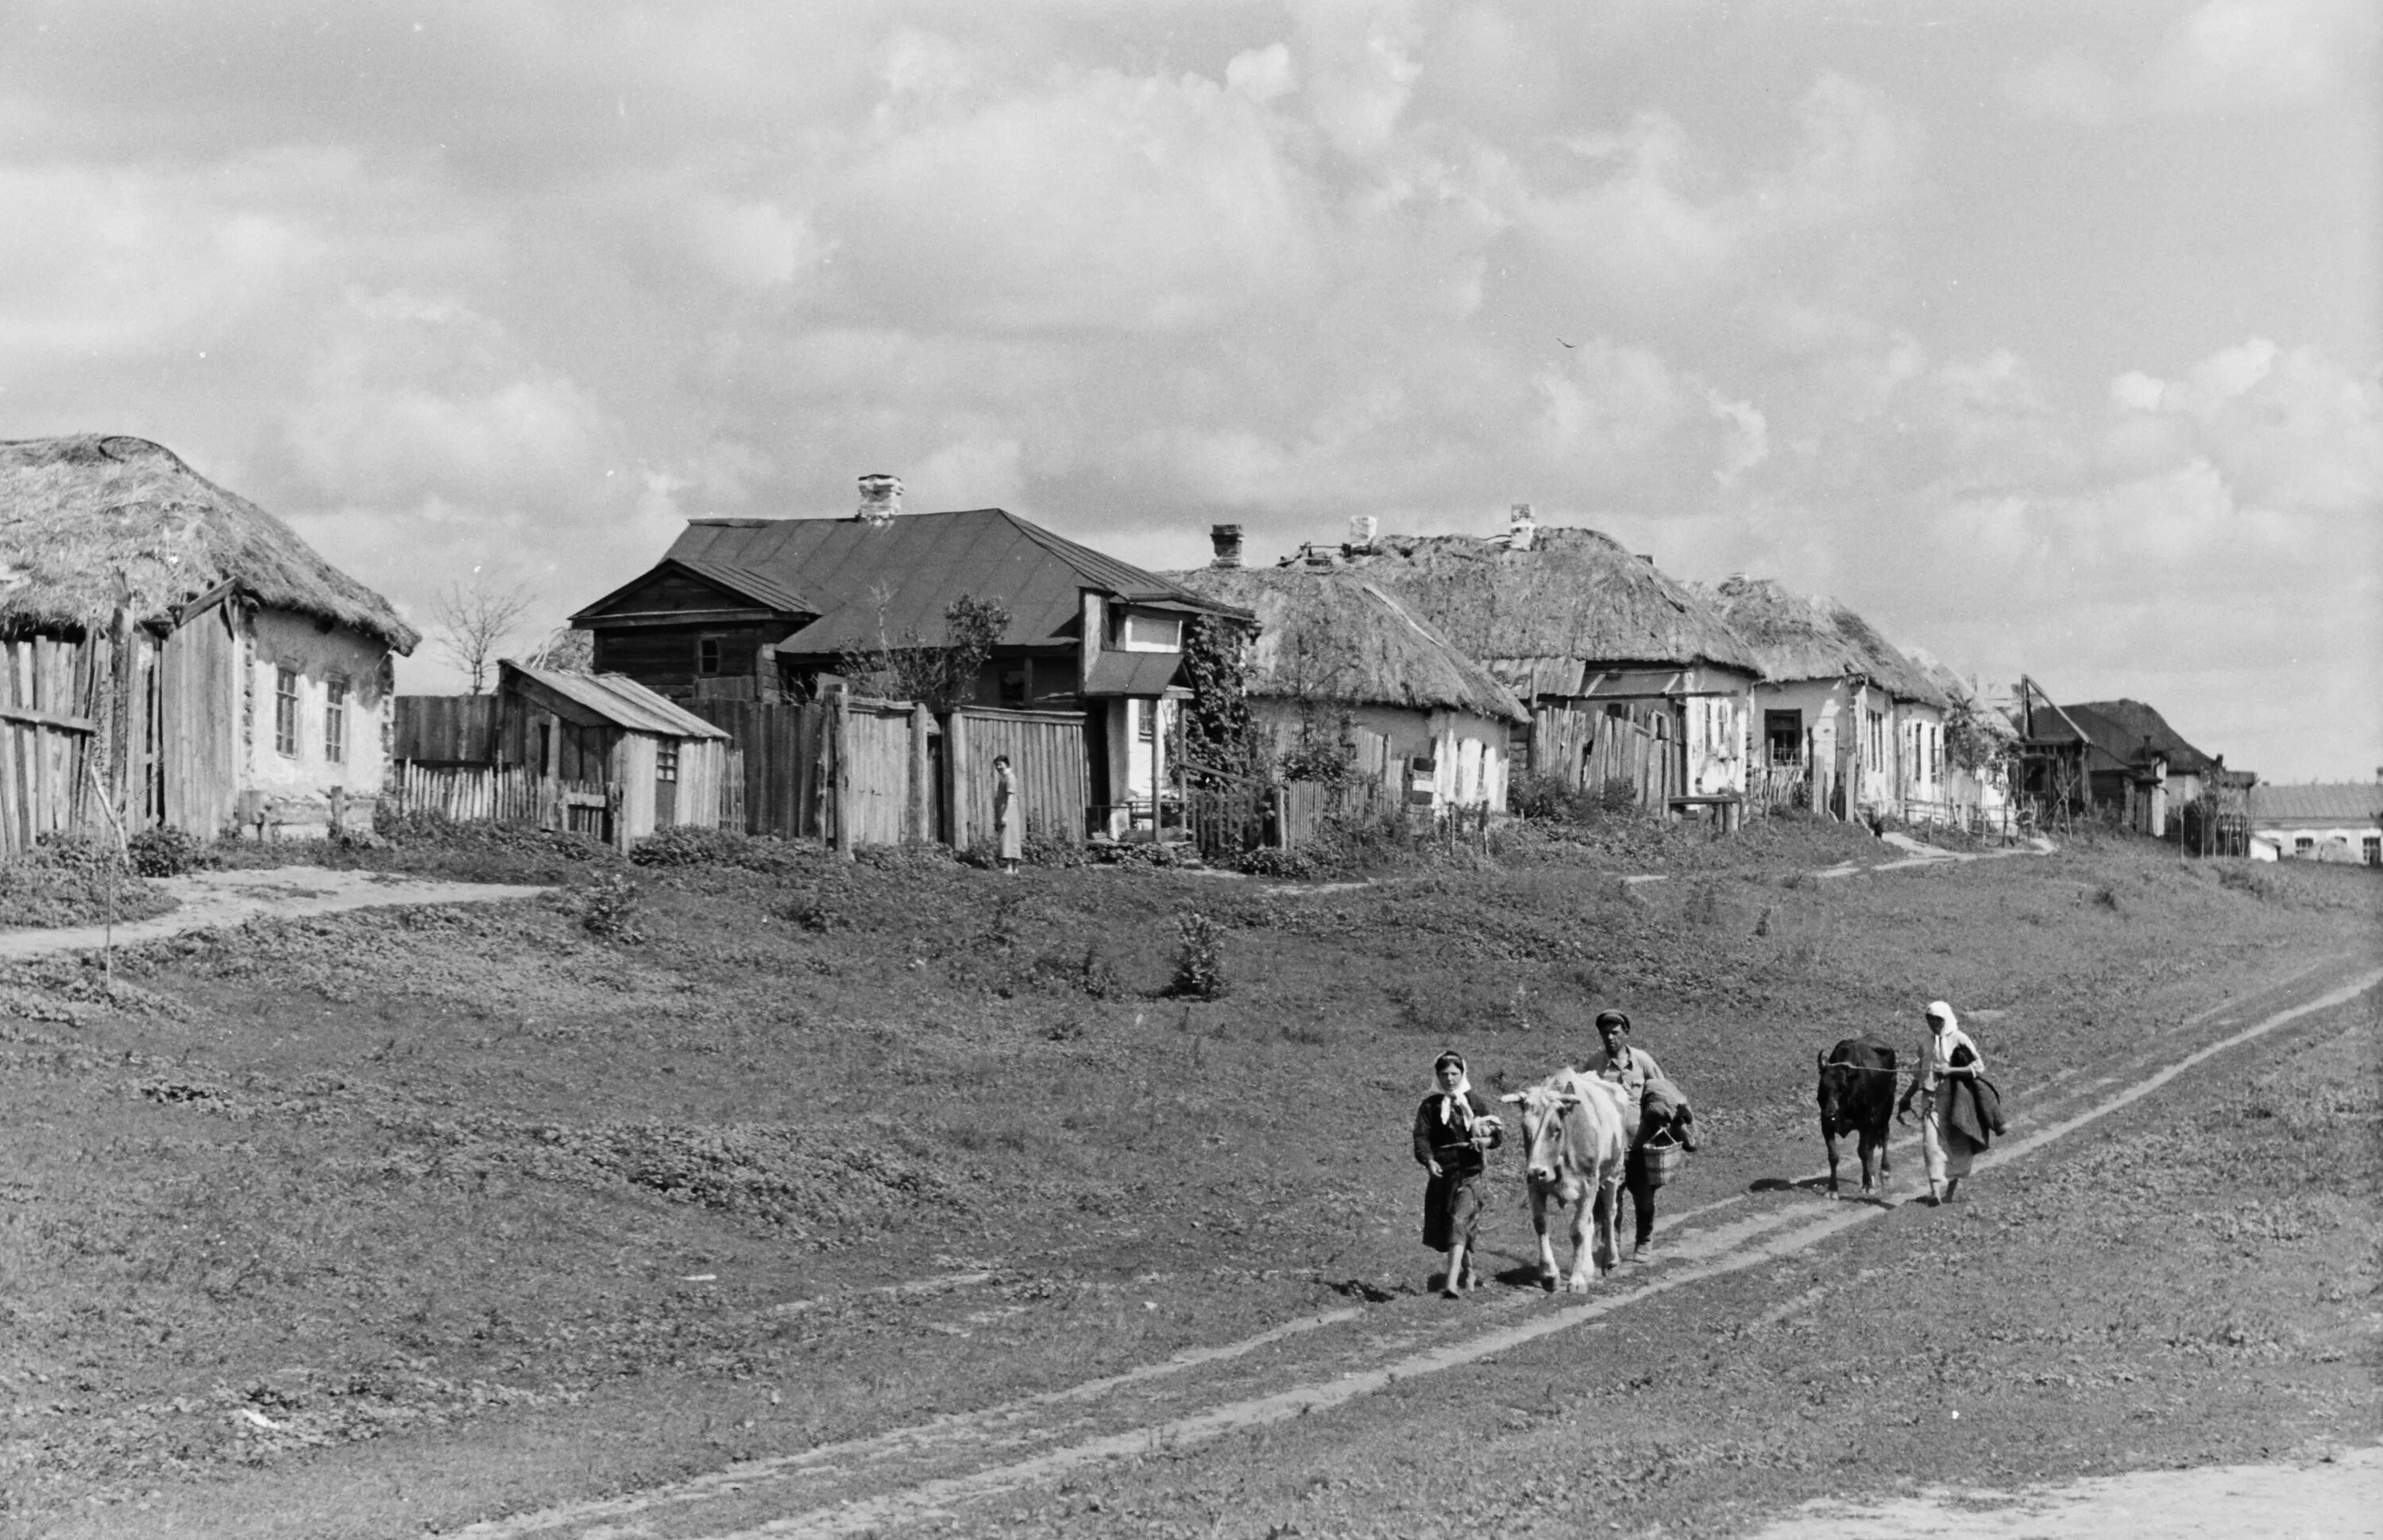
[429,572,537,694]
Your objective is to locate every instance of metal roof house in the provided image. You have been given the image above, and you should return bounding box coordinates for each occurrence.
[570,476,1253,837]
[2246,780,2381,865]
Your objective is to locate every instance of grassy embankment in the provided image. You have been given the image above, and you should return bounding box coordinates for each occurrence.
[0,815,2373,1536]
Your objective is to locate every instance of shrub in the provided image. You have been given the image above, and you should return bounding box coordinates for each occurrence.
[33,830,119,873]
[1230,845,1319,880]
[1030,941,1121,999]
[771,885,840,932]
[1022,828,1087,868]
[1168,910,1226,1000]
[127,827,212,878]
[577,872,644,942]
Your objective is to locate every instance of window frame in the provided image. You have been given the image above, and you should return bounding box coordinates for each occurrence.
[323,677,348,764]
[273,666,300,758]
[656,739,680,783]
[696,635,724,677]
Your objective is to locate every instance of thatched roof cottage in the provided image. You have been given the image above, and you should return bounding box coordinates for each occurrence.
[0,434,418,844]
[1332,511,1761,810]
[1706,575,1950,821]
[1168,561,1528,812]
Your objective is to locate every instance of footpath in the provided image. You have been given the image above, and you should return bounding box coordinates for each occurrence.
[0,866,549,963]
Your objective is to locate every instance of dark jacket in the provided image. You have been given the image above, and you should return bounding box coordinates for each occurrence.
[1413,1090,1503,1178]
[1945,1075,2005,1151]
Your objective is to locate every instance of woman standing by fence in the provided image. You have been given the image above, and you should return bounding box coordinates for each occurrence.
[992,754,1022,874]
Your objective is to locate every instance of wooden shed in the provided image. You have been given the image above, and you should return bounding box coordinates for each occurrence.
[495,661,733,847]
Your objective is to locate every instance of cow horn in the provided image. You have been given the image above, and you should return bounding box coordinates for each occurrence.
[1557,1095,1582,1110]
[1817,1049,1827,1075]
[1498,1092,1526,1104]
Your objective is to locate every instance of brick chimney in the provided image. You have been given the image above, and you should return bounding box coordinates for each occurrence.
[1347,515,1378,553]
[1209,523,1243,569]
[855,473,902,526]
[1508,503,1536,552]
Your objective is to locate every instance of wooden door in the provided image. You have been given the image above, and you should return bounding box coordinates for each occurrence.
[159,599,241,835]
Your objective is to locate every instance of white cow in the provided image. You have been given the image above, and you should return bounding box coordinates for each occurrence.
[1500,1071,1632,1291]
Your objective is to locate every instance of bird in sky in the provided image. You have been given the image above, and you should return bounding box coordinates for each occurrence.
[1558,338,1577,349]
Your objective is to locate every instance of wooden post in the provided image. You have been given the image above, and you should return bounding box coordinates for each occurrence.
[909,700,933,845]
[945,710,971,851]
[832,688,854,859]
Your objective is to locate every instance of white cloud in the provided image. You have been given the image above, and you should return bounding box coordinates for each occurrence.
[2007,0,2377,122]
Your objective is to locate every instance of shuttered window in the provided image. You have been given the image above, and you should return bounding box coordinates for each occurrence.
[324,680,347,763]
[657,740,679,783]
[274,668,299,757]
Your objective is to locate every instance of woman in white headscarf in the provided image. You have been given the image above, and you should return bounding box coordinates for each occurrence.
[1898,1000,1985,1205]
[1413,1050,1502,1298]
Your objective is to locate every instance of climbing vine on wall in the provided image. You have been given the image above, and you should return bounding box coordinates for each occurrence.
[1179,614,1263,782]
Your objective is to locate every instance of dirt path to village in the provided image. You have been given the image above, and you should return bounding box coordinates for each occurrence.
[435,953,2381,1540]
[0,867,550,962]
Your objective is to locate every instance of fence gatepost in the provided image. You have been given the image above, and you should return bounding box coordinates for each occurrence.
[832,689,854,860]
[909,701,933,845]
[946,710,971,851]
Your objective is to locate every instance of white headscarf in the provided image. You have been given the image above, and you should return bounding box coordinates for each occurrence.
[1925,1000,1958,1032]
[1431,1052,1473,1129]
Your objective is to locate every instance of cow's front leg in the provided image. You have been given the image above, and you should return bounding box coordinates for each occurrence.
[1856,1129,1877,1196]
[1875,1125,1893,1190]
[1585,1179,1620,1282]
[1563,1196,1595,1292]
[1529,1189,1559,1292]
[1823,1122,1842,1199]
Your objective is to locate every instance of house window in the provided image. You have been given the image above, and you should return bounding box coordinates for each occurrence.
[1765,711,1802,765]
[1136,699,1156,744]
[2364,835,2379,866]
[1867,708,1884,766]
[697,637,722,677]
[998,662,1028,708]
[324,679,347,764]
[1117,610,1184,653]
[2295,836,2313,855]
[274,667,299,757]
[657,740,679,782]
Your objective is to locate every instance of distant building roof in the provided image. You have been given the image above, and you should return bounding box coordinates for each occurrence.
[624,508,1246,657]
[2247,782,2383,827]
[2065,699,2221,778]
[500,660,731,739]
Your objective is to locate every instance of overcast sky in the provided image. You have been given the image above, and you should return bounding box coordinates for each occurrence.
[2,0,2375,779]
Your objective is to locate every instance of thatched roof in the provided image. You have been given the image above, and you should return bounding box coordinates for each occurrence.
[1170,565,1526,724]
[0,434,418,650]
[1341,527,1762,680]
[1706,574,1946,708]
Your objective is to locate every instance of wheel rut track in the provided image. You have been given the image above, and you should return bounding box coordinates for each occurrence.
[453,953,2381,1540]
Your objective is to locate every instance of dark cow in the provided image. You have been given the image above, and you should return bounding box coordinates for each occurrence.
[1817,1036,1898,1200]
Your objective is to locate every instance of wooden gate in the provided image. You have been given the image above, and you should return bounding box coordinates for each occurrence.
[159,597,241,837]
[947,708,1087,851]
[686,699,831,841]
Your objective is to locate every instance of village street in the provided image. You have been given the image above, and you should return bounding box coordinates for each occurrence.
[12,832,2371,1540]
[424,951,2383,1540]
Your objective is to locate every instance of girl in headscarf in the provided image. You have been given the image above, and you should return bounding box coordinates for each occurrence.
[992,755,1022,874]
[1899,999,1985,1205]
[1413,1050,1502,1298]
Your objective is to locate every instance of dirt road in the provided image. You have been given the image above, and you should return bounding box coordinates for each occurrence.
[447,953,2381,1540]
[0,867,549,961]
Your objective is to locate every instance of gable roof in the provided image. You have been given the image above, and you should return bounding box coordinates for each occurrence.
[1169,565,1528,724]
[0,433,419,650]
[499,660,730,739]
[1707,576,1875,686]
[614,508,1246,655]
[2247,782,2383,826]
[2064,699,2220,777]
[1828,603,1950,710]
[574,556,817,622]
[1340,527,1761,679]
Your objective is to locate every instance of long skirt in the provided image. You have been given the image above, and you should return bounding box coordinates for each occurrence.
[1921,1091,1976,1183]
[1422,1168,1488,1252]
[997,814,1024,862]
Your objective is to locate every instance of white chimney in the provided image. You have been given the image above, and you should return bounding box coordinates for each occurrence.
[1348,515,1378,552]
[1508,502,1536,552]
[856,473,902,525]
[1210,523,1243,569]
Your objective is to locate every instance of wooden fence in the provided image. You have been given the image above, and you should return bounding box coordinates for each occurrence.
[0,635,103,857]
[686,700,828,840]
[395,693,500,764]
[947,707,1088,853]
[1582,715,1668,806]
